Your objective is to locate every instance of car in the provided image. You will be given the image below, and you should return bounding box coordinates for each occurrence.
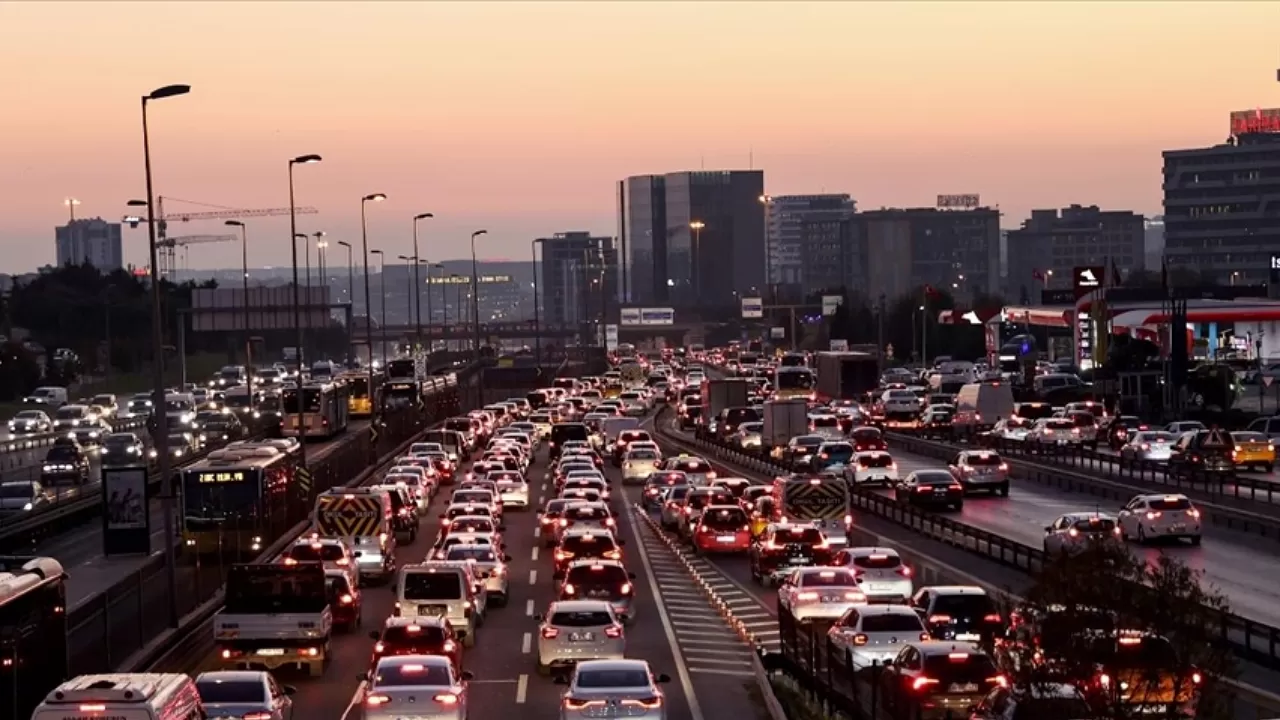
[1042,512,1124,555]
[395,562,486,646]
[1118,430,1176,463]
[849,427,888,453]
[7,409,51,434]
[488,471,530,509]
[557,559,637,622]
[642,473,687,511]
[0,480,53,516]
[283,536,359,577]
[777,567,868,622]
[1230,430,1275,472]
[947,450,1009,496]
[777,435,825,470]
[559,501,616,536]
[878,641,1006,719]
[845,451,898,487]
[831,547,914,603]
[535,600,626,675]
[40,442,90,484]
[194,670,295,720]
[1116,493,1202,545]
[368,616,463,672]
[325,567,363,631]
[676,486,736,539]
[968,683,1093,720]
[443,542,512,606]
[100,432,147,466]
[985,418,1031,443]
[689,504,752,553]
[69,419,111,448]
[894,470,964,511]
[621,448,661,484]
[361,654,472,720]
[554,529,624,578]
[556,659,672,720]
[825,604,930,670]
[909,586,1003,643]
[663,455,716,486]
[749,523,833,585]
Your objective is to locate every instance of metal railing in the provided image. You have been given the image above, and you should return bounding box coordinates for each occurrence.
[0,415,147,457]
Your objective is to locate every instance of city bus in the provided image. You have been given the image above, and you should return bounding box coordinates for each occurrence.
[386,357,417,382]
[282,381,351,439]
[773,366,817,401]
[179,443,298,556]
[0,556,68,719]
[383,379,422,411]
[341,371,382,418]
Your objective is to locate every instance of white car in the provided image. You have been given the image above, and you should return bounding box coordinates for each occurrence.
[559,659,671,720]
[535,600,626,674]
[493,475,530,509]
[990,418,1031,442]
[622,448,661,483]
[826,605,929,670]
[831,547,913,603]
[1117,494,1202,545]
[362,655,471,720]
[879,389,921,418]
[443,542,511,605]
[619,392,647,416]
[1043,512,1124,555]
[845,451,898,486]
[777,567,868,622]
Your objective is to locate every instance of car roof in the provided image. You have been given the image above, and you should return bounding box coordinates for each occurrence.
[195,670,268,684]
[856,604,922,616]
[376,654,453,672]
[914,640,987,656]
[575,658,651,675]
[923,585,987,596]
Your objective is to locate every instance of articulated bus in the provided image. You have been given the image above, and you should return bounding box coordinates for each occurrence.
[773,366,817,401]
[179,443,299,556]
[0,556,68,719]
[282,381,352,438]
[341,371,382,418]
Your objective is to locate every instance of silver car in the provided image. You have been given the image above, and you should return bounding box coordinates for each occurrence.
[195,670,295,720]
[991,418,1031,442]
[1043,512,1124,555]
[777,567,868,622]
[444,543,512,606]
[362,655,471,720]
[658,485,692,530]
[949,450,1009,496]
[557,659,672,720]
[559,559,636,621]
[1119,431,1175,462]
[621,448,661,484]
[1027,418,1079,448]
[536,600,626,675]
[1116,493,1202,545]
[826,605,929,670]
[832,547,914,603]
[736,422,764,450]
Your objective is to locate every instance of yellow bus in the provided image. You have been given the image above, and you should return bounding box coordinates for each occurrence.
[341,371,381,417]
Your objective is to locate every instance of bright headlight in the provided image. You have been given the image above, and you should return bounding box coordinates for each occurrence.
[22,502,32,511]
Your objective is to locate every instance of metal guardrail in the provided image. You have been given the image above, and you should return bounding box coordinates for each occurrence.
[64,369,480,681]
[651,409,1280,676]
[0,415,147,457]
[885,431,1280,541]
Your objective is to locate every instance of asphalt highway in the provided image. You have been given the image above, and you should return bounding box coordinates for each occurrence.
[182,416,756,720]
[58,420,369,609]
[653,414,1280,718]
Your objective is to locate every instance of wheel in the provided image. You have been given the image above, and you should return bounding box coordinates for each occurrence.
[1190,535,1202,546]
[1267,463,1275,473]
[1137,525,1147,545]
[998,484,1009,497]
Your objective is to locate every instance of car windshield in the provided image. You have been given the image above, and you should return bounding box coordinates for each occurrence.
[921,653,1000,684]
[851,429,881,442]
[820,444,853,462]
[965,453,1002,466]
[800,570,857,587]
[1148,496,1192,511]
[915,471,955,486]
[1137,432,1174,443]
[195,679,265,704]
[811,416,839,428]
[566,506,608,521]
[0,483,34,498]
[566,564,627,589]
[402,572,462,600]
[550,609,613,627]
[561,535,618,555]
[446,546,499,563]
[46,446,77,460]
[287,544,346,562]
[15,411,43,420]
[575,668,649,689]
[858,454,893,468]
[627,450,659,461]
[1071,517,1116,533]
[859,614,925,633]
[931,594,995,616]
[381,624,448,646]
[775,527,823,544]
[699,507,747,529]
[374,664,452,688]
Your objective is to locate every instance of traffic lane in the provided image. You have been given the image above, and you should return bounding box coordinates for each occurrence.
[188,433,478,719]
[886,451,1280,628]
[0,444,66,473]
[1049,445,1280,506]
[61,423,370,608]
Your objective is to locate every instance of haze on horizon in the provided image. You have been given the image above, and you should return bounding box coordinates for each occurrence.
[2,1,1278,273]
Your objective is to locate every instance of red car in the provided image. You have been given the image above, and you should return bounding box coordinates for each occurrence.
[691,505,752,553]
[851,427,888,453]
[325,569,362,631]
[368,617,463,673]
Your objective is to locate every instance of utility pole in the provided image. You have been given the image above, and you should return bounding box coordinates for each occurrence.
[877,293,886,362]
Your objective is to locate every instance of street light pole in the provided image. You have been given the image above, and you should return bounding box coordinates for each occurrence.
[225,220,254,412]
[412,213,433,352]
[425,263,441,353]
[759,195,773,304]
[288,153,322,471]
[312,232,326,358]
[689,220,705,302]
[138,82,190,629]
[470,230,488,359]
[531,238,541,366]
[398,255,415,334]
[371,250,387,361]
[360,193,387,460]
[336,240,354,365]
[295,233,312,361]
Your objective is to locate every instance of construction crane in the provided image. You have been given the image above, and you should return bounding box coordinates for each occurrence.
[154,197,318,276]
[164,234,237,275]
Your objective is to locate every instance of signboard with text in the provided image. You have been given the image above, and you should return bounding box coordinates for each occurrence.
[937,194,980,209]
[604,324,619,351]
[428,274,512,285]
[741,297,763,319]
[1072,266,1105,299]
[620,308,674,326]
[821,295,844,316]
[1230,108,1280,137]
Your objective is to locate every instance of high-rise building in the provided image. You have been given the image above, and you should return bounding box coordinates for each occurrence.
[1005,205,1145,299]
[619,170,766,309]
[859,207,1001,304]
[1163,117,1280,285]
[1144,216,1165,273]
[537,232,618,330]
[55,218,123,271]
[766,194,857,295]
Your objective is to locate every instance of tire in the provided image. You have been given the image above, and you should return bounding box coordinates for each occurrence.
[1191,535,1202,546]
[1267,464,1275,473]
[463,632,476,648]
[998,484,1009,498]
[1137,525,1147,545]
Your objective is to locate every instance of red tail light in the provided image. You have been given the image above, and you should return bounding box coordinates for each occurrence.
[927,614,952,624]
[605,624,623,638]
[897,566,912,578]
[564,583,576,595]
[339,593,354,605]
[983,613,1002,623]
[851,633,868,645]
[366,695,391,706]
[541,626,560,639]
[912,677,939,691]
[620,582,632,594]
[434,693,460,705]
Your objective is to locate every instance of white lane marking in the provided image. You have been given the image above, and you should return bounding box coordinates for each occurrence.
[526,599,536,616]
[515,674,528,704]
[746,628,780,634]
[685,656,752,666]
[338,680,366,720]
[688,667,754,677]
[734,612,772,620]
[680,638,748,647]
[539,482,546,492]
[623,501,705,720]
[530,546,539,561]
[725,597,755,605]
[669,628,736,637]
[682,646,752,656]
[532,525,540,539]
[659,590,704,598]
[521,632,532,654]
[529,569,538,585]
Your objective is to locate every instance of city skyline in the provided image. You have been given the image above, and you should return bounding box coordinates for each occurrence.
[4,3,1280,272]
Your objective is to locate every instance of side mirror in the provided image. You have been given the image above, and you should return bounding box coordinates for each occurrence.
[352,551,363,558]
[656,673,672,684]
[533,612,543,622]
[504,554,513,562]
[283,685,297,696]
[616,539,626,546]
[461,670,475,681]
[1043,526,1053,533]
[439,513,447,519]
[553,675,569,685]
[368,631,381,640]
[628,572,637,580]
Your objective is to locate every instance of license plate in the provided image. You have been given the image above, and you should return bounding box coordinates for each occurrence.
[419,604,447,615]
[1057,439,1068,445]
[955,633,980,641]
[569,632,595,642]
[257,648,285,656]
[949,683,978,693]
[717,535,736,542]
[1172,524,1185,532]
[869,584,892,592]
[821,595,838,603]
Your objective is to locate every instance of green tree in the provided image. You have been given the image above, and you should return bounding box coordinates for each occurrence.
[0,341,41,401]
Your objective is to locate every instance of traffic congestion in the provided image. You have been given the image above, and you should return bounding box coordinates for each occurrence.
[13,344,1276,719]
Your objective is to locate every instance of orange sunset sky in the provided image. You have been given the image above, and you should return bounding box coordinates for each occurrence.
[2,1,1279,272]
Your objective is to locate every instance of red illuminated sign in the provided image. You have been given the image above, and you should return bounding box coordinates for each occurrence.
[1230,108,1280,136]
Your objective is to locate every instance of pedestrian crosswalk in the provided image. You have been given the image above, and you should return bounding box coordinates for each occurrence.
[633,509,759,677]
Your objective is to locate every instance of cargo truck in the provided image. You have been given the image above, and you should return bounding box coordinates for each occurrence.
[815,351,880,401]
[762,398,808,451]
[701,379,749,426]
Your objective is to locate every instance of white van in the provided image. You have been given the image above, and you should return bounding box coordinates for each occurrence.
[32,673,203,720]
[23,386,68,409]
[951,382,1015,438]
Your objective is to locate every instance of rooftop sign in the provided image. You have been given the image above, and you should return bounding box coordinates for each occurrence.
[1230,108,1280,136]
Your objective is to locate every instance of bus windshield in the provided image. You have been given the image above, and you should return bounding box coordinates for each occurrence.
[776,370,814,390]
[282,388,324,413]
[349,377,370,396]
[183,472,261,521]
